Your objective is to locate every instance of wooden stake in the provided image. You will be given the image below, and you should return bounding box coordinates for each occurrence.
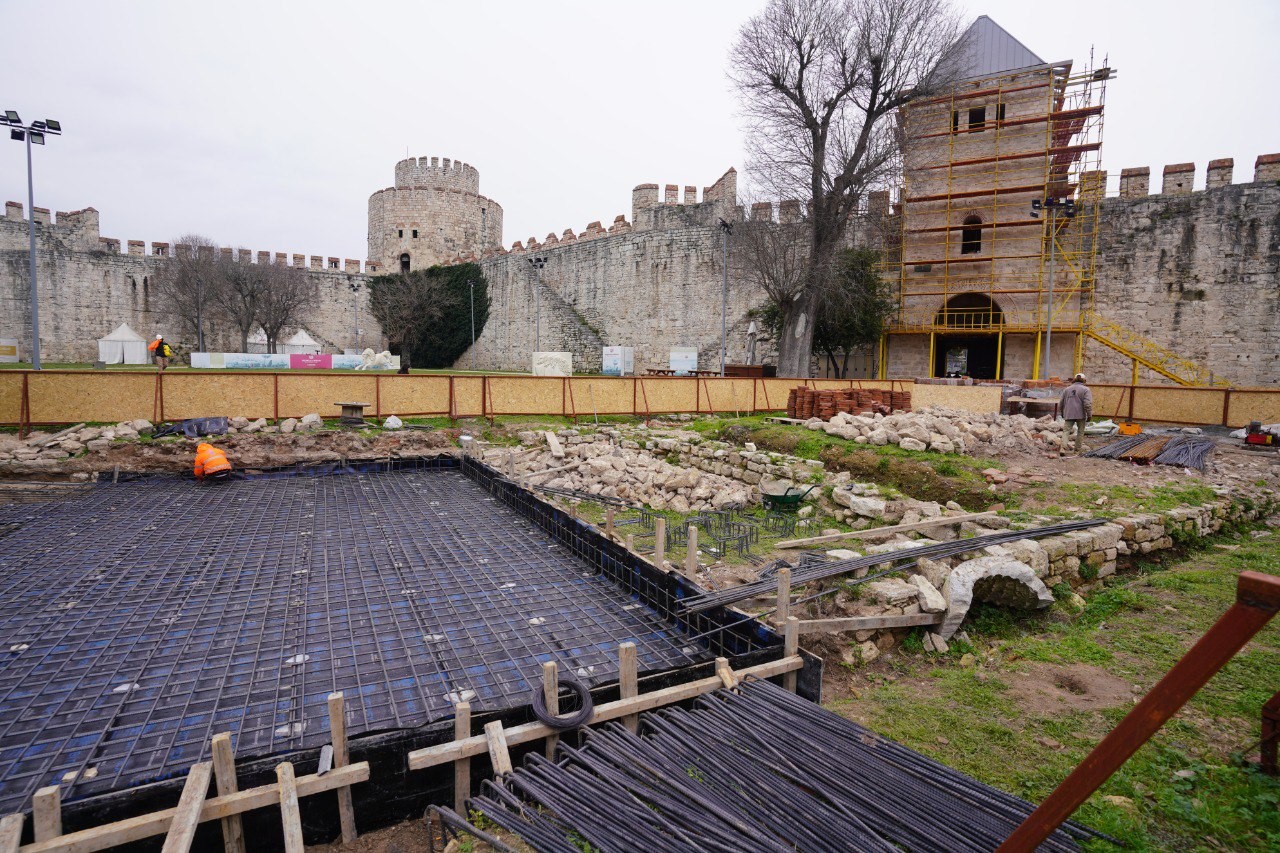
[776,567,792,625]
[211,734,246,853]
[326,692,358,844]
[484,721,513,776]
[32,786,60,843]
[618,642,639,733]
[276,763,304,853]
[453,702,471,815]
[16,764,369,853]
[715,657,739,689]
[625,533,634,554]
[654,517,666,569]
[783,617,800,693]
[542,661,560,759]
[0,814,24,853]
[685,525,698,575]
[161,762,213,853]
[605,506,615,538]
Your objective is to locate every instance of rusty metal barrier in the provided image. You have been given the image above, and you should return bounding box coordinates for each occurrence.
[999,571,1280,851]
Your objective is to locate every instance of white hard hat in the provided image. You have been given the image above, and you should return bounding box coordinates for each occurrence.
[1074,373,1086,381]
[156,334,163,339]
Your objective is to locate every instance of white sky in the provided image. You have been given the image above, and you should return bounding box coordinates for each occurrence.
[4,1,1276,263]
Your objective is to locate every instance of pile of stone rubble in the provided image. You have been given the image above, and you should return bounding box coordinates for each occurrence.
[495,429,756,513]
[808,405,1067,455]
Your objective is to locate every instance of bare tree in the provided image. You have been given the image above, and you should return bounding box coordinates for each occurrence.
[211,250,262,352]
[257,263,318,353]
[730,0,964,376]
[152,233,221,351]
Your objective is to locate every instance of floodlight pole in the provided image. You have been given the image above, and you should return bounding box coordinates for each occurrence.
[1031,197,1075,381]
[718,218,732,376]
[6,111,62,370]
[24,132,39,369]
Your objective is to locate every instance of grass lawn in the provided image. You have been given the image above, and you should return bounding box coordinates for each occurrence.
[827,532,1280,851]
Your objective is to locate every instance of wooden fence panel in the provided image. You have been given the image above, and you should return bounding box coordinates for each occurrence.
[161,374,276,421]
[567,378,633,416]
[0,373,22,423]
[28,373,153,424]
[486,377,563,416]
[701,378,755,415]
[377,375,452,417]
[639,378,698,414]
[276,375,379,420]
[1225,391,1280,428]
[1130,386,1225,426]
[910,383,1003,415]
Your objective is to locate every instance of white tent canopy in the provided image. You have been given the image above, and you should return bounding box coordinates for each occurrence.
[246,328,269,354]
[283,329,321,354]
[97,324,150,365]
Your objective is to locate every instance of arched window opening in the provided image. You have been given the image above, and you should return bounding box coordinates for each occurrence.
[400,253,411,274]
[935,293,1003,330]
[960,215,983,255]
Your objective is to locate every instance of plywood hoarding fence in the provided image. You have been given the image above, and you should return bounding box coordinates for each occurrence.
[2,372,1279,429]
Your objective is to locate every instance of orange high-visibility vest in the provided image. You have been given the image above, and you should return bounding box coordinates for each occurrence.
[194,443,232,479]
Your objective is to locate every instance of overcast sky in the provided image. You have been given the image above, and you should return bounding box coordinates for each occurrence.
[4,1,1276,263]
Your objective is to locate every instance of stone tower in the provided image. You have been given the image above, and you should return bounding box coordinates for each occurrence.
[367,156,503,273]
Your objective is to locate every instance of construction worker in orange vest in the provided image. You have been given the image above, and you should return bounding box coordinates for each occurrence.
[193,443,232,480]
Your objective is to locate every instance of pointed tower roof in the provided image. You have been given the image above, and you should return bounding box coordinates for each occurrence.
[948,15,1044,80]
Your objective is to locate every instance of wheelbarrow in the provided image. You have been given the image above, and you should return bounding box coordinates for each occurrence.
[760,484,817,512]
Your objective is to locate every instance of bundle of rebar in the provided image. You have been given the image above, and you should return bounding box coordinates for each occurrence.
[1083,434,1150,459]
[463,677,1106,852]
[786,387,910,419]
[1152,435,1216,471]
[678,518,1106,614]
[1086,434,1215,470]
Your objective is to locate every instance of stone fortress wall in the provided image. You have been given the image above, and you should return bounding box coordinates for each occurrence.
[457,169,779,374]
[367,156,503,273]
[0,204,380,362]
[2,148,1277,384]
[1082,154,1280,386]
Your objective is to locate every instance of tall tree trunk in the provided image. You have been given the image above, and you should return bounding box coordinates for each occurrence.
[777,285,821,378]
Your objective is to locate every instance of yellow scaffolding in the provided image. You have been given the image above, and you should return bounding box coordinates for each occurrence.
[882,57,1108,379]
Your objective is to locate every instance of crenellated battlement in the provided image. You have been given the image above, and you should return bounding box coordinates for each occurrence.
[393,155,481,194]
[1114,153,1280,198]
[630,168,737,229]
[1,202,376,273]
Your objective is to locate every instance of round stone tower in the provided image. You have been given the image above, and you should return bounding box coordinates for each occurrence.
[367,156,503,273]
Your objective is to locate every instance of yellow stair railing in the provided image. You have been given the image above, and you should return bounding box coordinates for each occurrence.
[1085,313,1231,387]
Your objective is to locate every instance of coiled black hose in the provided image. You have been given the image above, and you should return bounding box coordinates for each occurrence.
[530,677,594,729]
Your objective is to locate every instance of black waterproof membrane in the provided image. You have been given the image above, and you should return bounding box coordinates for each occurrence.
[0,457,780,816]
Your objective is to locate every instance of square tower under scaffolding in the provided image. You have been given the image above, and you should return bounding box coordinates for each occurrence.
[879,17,1109,381]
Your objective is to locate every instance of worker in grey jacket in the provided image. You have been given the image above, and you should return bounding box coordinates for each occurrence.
[1060,374,1093,453]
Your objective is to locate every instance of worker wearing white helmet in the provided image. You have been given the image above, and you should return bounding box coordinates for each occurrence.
[1061,374,1093,454]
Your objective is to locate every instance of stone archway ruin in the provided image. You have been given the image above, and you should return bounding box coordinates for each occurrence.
[939,555,1055,639]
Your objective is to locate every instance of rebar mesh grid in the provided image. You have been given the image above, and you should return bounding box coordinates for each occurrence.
[0,460,730,814]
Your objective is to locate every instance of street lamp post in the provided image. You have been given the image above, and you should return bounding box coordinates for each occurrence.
[4,110,62,370]
[718,218,732,376]
[1030,197,1076,380]
[348,280,362,351]
[527,256,546,352]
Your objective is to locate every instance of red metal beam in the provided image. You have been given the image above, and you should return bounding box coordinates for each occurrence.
[999,571,1280,851]
[1262,690,1280,776]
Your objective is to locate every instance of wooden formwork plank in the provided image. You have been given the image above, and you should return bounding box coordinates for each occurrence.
[407,655,803,771]
[276,764,303,853]
[160,762,213,853]
[210,734,245,853]
[327,693,358,844]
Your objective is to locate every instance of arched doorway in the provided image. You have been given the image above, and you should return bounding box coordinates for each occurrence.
[933,294,1003,379]
[400,253,411,274]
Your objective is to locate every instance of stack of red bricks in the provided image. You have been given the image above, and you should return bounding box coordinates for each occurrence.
[786,387,912,419]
